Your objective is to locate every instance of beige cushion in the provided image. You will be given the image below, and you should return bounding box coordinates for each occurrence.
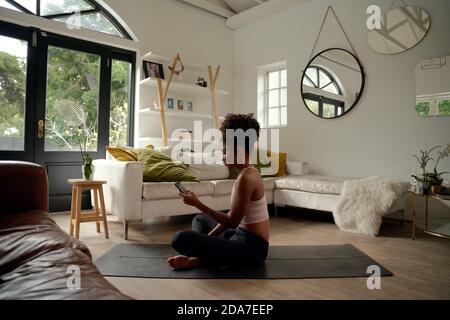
[154,146,173,158]
[275,175,350,195]
[212,177,277,196]
[142,181,214,200]
[180,151,229,181]
[188,164,229,181]
[211,179,235,196]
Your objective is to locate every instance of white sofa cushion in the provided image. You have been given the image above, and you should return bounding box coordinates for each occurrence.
[286,161,310,176]
[155,146,174,158]
[274,189,338,212]
[211,179,235,196]
[275,175,351,195]
[212,177,277,196]
[142,181,215,200]
[180,152,229,181]
[188,164,229,181]
[141,196,216,219]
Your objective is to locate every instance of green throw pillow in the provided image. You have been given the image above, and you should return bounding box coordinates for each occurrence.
[138,148,199,182]
[229,167,240,180]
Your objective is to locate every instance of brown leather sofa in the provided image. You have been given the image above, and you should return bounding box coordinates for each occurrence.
[0,161,130,300]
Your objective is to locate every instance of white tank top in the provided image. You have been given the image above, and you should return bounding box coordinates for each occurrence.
[231,183,269,227]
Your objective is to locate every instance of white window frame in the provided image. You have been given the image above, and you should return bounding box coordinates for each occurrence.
[417,92,450,116]
[257,61,287,128]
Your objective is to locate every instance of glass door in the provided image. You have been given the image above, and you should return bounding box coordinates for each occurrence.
[34,33,111,211]
[34,32,135,211]
[109,55,134,147]
[43,46,102,153]
[0,23,36,161]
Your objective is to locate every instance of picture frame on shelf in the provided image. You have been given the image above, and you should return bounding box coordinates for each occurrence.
[164,94,196,113]
[187,101,193,112]
[167,98,174,110]
[143,61,165,79]
[178,99,184,111]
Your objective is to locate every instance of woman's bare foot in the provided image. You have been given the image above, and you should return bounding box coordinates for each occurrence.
[167,255,202,270]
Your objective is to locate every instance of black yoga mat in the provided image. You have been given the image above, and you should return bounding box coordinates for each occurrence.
[95,244,393,279]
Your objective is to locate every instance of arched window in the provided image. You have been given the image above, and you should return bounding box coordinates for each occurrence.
[0,0,132,39]
[303,65,342,96]
[303,65,345,118]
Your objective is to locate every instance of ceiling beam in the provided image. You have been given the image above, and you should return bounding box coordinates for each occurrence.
[179,0,236,18]
[223,0,266,14]
[226,0,310,30]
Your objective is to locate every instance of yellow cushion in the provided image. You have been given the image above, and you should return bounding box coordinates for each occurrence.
[107,147,138,161]
[255,149,287,177]
[107,145,154,162]
[268,151,287,177]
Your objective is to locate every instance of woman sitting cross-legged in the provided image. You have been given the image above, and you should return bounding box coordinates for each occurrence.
[167,113,270,270]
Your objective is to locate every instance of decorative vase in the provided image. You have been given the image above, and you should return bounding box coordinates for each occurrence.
[418,182,429,195]
[430,185,442,196]
[82,163,93,181]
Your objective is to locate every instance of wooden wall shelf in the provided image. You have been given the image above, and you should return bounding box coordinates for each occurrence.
[139,109,225,121]
[139,52,228,146]
[140,78,229,97]
[141,52,232,76]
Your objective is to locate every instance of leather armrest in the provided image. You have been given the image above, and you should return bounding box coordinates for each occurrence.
[0,161,48,215]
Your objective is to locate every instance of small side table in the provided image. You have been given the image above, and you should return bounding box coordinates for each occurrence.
[411,191,450,240]
[68,179,109,240]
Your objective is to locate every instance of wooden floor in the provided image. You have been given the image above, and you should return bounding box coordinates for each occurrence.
[53,209,450,300]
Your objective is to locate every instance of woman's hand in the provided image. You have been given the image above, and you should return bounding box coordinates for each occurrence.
[180,191,201,208]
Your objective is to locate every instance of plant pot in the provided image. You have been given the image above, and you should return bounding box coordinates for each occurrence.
[418,182,430,195]
[82,164,93,181]
[430,185,442,196]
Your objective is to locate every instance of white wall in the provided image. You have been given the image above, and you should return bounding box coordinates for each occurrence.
[233,0,450,182]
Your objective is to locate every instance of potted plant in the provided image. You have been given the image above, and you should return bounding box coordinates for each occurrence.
[412,145,450,195]
[78,128,94,181]
[429,145,450,194]
[82,153,93,181]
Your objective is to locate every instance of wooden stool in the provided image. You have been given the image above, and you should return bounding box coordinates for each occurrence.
[68,179,109,240]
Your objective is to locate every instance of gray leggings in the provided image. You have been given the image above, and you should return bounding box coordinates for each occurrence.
[171,214,269,268]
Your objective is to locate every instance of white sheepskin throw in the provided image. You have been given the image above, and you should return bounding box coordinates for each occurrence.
[333,177,397,237]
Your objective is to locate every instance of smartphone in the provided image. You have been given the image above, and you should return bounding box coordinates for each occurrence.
[175,182,187,194]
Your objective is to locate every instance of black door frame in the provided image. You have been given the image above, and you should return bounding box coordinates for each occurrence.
[0,21,37,161]
[34,30,136,211]
[34,29,136,164]
[34,31,111,164]
[304,93,345,118]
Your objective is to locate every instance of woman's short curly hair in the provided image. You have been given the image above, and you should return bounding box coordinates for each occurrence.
[220,113,260,154]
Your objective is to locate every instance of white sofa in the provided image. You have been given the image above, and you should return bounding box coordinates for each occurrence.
[274,175,407,215]
[93,155,408,240]
[92,158,293,240]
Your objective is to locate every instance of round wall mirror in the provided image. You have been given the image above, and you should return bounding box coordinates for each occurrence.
[368,6,431,55]
[301,48,365,119]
